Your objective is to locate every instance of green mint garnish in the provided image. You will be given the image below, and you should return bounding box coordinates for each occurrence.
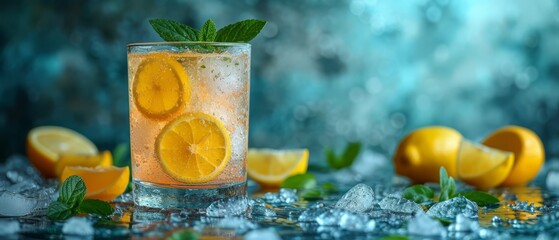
[47,175,114,220]
[58,175,86,209]
[149,19,198,42]
[402,185,435,204]
[167,229,199,240]
[198,19,217,42]
[77,199,114,217]
[149,18,266,43]
[438,167,456,201]
[401,167,499,207]
[325,142,361,170]
[456,191,499,206]
[281,173,317,190]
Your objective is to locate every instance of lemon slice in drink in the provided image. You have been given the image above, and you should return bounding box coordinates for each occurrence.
[133,53,191,119]
[247,148,309,187]
[457,140,514,189]
[156,113,231,183]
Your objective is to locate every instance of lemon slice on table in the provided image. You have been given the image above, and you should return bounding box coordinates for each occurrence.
[60,166,130,201]
[457,140,514,189]
[55,151,113,177]
[26,126,98,178]
[156,112,231,183]
[247,148,309,187]
[482,126,544,187]
[133,53,191,119]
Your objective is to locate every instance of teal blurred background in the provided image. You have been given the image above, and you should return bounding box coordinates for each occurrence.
[1,0,558,164]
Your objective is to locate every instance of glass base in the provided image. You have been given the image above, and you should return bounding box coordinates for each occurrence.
[133,180,247,210]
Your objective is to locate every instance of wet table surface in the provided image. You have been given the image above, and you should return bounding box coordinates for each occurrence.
[2,155,559,239]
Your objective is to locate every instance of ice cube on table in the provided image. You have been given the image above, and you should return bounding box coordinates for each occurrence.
[379,196,423,214]
[334,183,375,213]
[249,205,277,218]
[62,217,94,236]
[206,196,249,217]
[448,214,480,232]
[244,229,281,240]
[338,211,370,231]
[216,217,257,233]
[0,191,37,216]
[0,220,20,235]
[262,188,299,205]
[298,208,330,222]
[427,196,478,221]
[408,210,446,237]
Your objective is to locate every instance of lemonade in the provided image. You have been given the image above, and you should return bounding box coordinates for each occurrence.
[128,43,250,209]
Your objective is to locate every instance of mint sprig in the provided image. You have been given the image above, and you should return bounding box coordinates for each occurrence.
[325,142,361,170]
[280,174,338,200]
[402,167,499,207]
[47,175,114,221]
[149,18,266,43]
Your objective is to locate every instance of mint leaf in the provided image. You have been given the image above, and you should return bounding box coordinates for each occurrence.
[112,143,130,167]
[325,142,362,170]
[149,19,198,42]
[300,188,326,200]
[215,19,266,42]
[47,201,73,220]
[380,235,409,240]
[457,191,499,206]
[198,19,217,42]
[438,167,455,202]
[321,182,338,193]
[167,230,199,240]
[78,199,114,217]
[403,185,434,204]
[281,173,317,190]
[59,175,86,209]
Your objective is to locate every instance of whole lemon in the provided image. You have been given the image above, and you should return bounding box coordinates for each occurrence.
[394,126,462,183]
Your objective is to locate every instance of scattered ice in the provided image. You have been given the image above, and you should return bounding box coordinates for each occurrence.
[298,208,330,222]
[0,220,20,235]
[379,196,423,214]
[62,217,94,236]
[338,211,370,231]
[206,196,249,217]
[262,188,299,205]
[170,210,189,222]
[0,191,37,216]
[249,198,266,207]
[216,217,257,233]
[448,214,480,232]
[308,202,326,209]
[316,209,349,226]
[249,205,277,218]
[334,183,375,213]
[427,197,478,221]
[311,208,372,232]
[244,229,281,240]
[408,210,446,237]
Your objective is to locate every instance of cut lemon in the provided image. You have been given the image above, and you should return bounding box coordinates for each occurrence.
[247,148,309,187]
[156,112,231,183]
[55,151,113,177]
[133,53,191,119]
[60,166,130,201]
[483,126,544,187]
[26,126,98,178]
[457,140,514,189]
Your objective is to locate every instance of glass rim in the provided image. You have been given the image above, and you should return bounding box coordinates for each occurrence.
[127,41,250,48]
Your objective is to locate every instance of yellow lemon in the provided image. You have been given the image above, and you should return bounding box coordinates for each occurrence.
[394,126,462,183]
[132,53,191,119]
[156,112,231,183]
[457,140,514,189]
[60,166,130,201]
[55,151,113,177]
[247,148,309,187]
[482,126,544,187]
[26,126,98,178]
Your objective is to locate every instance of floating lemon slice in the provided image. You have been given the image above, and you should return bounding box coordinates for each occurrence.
[60,166,130,201]
[457,140,514,189]
[156,112,231,183]
[55,151,113,177]
[247,148,309,187]
[483,126,544,187]
[133,53,191,119]
[26,126,98,178]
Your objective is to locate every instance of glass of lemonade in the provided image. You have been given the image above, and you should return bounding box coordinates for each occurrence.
[127,42,250,209]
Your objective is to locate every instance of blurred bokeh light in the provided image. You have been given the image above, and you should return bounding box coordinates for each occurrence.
[1,0,558,164]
